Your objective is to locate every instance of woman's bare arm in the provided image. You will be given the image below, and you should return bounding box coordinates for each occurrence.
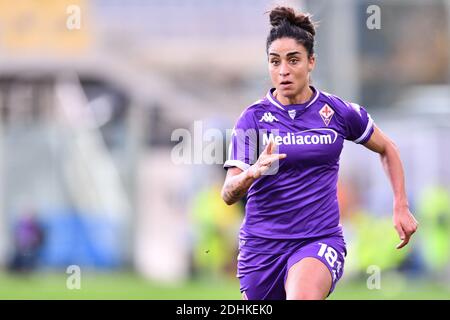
[363,125,419,249]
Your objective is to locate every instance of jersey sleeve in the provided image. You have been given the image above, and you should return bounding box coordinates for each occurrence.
[342,101,375,144]
[224,109,258,171]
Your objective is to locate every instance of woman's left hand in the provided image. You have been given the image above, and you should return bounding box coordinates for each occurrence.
[393,207,419,249]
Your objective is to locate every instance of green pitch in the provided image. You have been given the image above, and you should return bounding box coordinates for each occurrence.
[0,271,449,300]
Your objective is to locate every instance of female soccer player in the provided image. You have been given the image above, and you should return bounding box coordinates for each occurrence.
[221,6,418,300]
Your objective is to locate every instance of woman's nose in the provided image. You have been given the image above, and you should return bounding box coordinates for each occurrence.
[279,62,289,76]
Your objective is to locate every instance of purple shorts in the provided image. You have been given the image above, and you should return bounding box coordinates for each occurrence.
[237,234,347,300]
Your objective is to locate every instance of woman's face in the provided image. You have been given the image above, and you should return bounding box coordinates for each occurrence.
[268,37,315,99]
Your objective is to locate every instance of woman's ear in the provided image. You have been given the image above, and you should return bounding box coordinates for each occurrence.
[308,55,316,72]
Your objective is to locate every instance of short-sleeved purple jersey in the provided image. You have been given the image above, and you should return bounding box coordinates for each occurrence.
[224,86,374,240]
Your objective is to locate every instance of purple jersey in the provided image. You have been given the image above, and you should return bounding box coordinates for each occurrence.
[224,86,374,240]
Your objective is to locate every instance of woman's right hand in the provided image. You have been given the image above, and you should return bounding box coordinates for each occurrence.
[247,139,287,179]
[221,139,287,205]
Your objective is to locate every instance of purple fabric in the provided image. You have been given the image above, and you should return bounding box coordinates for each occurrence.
[225,87,374,240]
[237,234,347,300]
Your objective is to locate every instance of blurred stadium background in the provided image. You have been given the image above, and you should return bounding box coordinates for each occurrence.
[0,0,449,299]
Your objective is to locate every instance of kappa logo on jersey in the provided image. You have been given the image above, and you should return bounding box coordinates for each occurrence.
[288,110,296,120]
[319,104,335,126]
[259,112,279,122]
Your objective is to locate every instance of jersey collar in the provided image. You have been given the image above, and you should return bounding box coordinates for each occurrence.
[266,86,319,111]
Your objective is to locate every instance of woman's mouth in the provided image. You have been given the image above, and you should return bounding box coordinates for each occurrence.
[280,81,293,88]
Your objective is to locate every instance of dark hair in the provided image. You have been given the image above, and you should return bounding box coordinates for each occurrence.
[266,6,316,58]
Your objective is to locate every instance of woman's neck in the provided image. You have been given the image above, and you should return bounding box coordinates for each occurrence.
[274,86,314,106]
